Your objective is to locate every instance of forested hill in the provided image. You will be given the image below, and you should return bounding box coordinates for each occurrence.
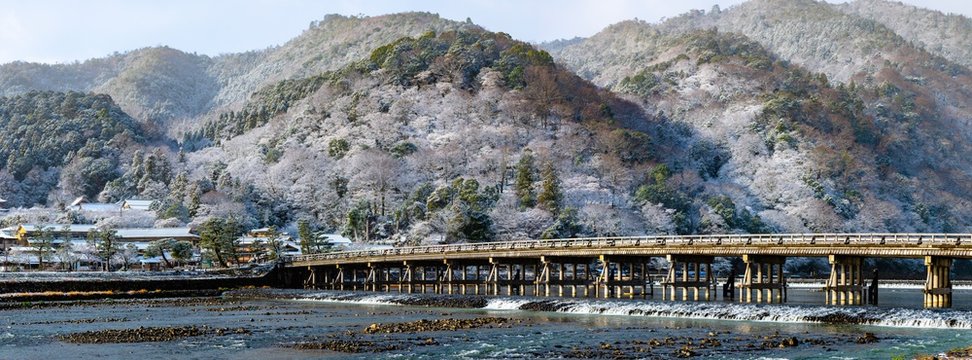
[0,91,144,207]
[177,28,692,244]
[0,13,471,130]
[837,0,972,69]
[544,0,972,235]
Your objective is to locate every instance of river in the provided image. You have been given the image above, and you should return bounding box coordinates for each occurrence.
[1,287,970,359]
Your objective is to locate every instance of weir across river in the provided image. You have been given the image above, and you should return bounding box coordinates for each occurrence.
[285,233,970,308]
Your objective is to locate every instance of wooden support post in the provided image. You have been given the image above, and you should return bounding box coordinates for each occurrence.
[739,255,787,304]
[663,255,714,302]
[488,259,499,296]
[682,261,689,301]
[693,262,700,301]
[824,255,864,306]
[403,262,413,294]
[924,256,952,309]
[305,266,317,289]
[336,265,345,291]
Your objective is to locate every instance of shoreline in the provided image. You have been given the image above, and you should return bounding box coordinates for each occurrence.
[0,265,289,297]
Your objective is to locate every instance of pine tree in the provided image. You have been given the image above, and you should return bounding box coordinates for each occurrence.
[87,227,119,271]
[34,226,56,270]
[537,162,562,212]
[188,185,201,217]
[297,220,313,254]
[198,217,243,268]
[514,151,537,208]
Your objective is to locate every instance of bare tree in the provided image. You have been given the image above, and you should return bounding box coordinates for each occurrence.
[351,149,400,216]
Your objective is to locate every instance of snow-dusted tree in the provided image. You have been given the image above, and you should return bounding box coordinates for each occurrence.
[514,150,537,208]
[33,226,56,270]
[640,203,676,235]
[264,226,285,260]
[87,226,119,271]
[580,204,620,237]
[55,241,77,271]
[144,238,178,268]
[170,241,194,266]
[198,217,243,268]
[116,243,139,271]
[536,162,563,213]
[351,149,400,216]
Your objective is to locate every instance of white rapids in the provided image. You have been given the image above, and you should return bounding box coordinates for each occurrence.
[292,291,972,329]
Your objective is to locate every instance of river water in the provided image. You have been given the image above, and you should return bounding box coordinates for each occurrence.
[1,287,971,359]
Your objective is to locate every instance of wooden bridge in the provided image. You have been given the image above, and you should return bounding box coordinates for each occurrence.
[286,233,969,308]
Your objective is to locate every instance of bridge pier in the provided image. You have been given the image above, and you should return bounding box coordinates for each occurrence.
[538,256,598,297]
[662,255,715,301]
[304,266,320,289]
[825,255,865,305]
[334,264,368,291]
[738,255,787,303]
[924,256,952,308]
[598,255,653,299]
[486,257,538,296]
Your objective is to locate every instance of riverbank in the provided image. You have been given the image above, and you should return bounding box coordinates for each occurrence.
[0,264,287,302]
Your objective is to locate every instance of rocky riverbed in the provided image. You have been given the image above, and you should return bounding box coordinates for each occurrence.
[58,325,250,344]
[362,317,518,334]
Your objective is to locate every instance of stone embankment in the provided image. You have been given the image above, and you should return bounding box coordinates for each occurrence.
[0,264,295,302]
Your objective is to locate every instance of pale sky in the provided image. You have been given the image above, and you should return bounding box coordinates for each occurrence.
[0,0,968,64]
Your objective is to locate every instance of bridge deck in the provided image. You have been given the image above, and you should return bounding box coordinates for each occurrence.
[288,233,972,267]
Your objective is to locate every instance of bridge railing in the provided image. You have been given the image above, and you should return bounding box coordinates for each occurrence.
[289,233,971,263]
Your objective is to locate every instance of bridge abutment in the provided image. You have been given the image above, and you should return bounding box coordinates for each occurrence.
[924,256,952,308]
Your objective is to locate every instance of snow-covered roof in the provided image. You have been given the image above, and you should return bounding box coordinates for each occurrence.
[20,224,98,233]
[319,234,352,244]
[0,228,17,240]
[343,244,394,251]
[122,199,155,211]
[18,225,198,241]
[238,236,295,245]
[78,203,122,212]
[70,196,86,207]
[115,227,197,239]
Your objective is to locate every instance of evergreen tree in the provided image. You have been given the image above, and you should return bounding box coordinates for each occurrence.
[536,162,562,213]
[170,241,194,266]
[514,150,537,208]
[297,220,314,254]
[188,185,201,217]
[264,226,284,260]
[34,226,56,270]
[144,238,177,268]
[541,207,582,239]
[198,217,243,268]
[443,178,495,243]
[87,227,119,271]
